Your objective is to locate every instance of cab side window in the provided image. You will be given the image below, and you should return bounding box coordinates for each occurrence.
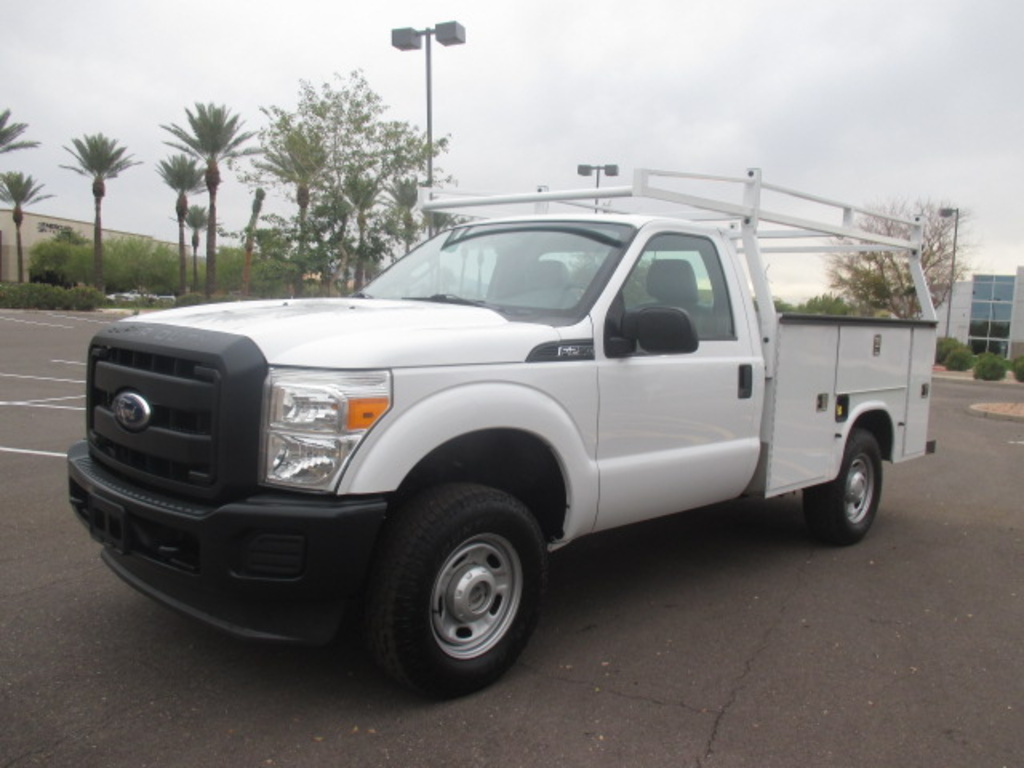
[619,233,735,341]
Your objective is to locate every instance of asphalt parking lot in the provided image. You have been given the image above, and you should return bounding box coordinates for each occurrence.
[2,308,1023,768]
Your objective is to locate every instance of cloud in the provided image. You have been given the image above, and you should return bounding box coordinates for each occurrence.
[3,0,1021,298]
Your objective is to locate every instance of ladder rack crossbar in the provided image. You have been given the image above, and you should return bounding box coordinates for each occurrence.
[757,179,913,228]
[421,185,634,210]
[421,168,920,252]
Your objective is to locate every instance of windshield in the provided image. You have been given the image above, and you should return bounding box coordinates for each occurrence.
[362,221,636,324]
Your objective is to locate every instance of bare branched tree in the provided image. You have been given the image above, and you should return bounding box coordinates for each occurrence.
[826,199,970,318]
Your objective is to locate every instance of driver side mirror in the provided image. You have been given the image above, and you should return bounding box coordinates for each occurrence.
[606,306,700,357]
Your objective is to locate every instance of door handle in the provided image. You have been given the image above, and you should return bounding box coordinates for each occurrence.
[738,364,753,399]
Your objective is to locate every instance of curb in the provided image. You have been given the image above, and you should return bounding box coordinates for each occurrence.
[932,371,1021,385]
[967,403,1024,423]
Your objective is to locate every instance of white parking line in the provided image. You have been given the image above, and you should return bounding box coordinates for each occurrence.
[0,394,85,411]
[0,446,67,458]
[0,372,85,384]
[46,312,119,324]
[0,402,85,411]
[0,315,74,329]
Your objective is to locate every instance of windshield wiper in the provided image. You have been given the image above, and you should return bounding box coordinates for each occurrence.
[403,294,488,307]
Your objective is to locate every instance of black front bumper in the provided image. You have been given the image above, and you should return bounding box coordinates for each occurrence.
[68,440,387,645]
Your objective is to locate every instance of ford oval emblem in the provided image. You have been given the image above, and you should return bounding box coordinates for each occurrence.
[113,390,152,432]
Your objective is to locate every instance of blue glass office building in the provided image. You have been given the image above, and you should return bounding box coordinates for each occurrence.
[969,274,1016,356]
[944,268,1024,358]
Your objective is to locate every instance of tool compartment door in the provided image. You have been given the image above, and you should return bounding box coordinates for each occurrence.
[763,319,840,495]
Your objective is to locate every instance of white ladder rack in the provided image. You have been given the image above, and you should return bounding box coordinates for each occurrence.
[420,168,936,368]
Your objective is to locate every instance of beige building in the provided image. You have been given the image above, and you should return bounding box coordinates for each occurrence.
[0,209,171,282]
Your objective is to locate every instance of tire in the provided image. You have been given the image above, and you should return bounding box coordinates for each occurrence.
[364,483,547,698]
[803,428,882,546]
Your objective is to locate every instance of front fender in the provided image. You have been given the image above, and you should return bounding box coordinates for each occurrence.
[338,375,601,541]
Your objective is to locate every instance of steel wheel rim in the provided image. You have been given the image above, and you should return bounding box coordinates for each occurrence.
[431,533,522,659]
[844,455,874,524]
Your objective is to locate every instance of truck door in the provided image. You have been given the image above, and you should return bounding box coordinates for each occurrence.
[594,231,762,531]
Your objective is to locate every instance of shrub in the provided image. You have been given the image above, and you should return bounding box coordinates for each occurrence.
[944,347,974,371]
[1012,356,1024,383]
[973,353,1008,381]
[0,283,104,310]
[174,293,209,308]
[65,286,105,311]
[935,337,968,366]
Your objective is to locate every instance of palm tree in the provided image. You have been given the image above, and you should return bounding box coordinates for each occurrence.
[384,177,423,256]
[0,109,40,154]
[162,103,258,296]
[343,173,381,291]
[60,133,140,293]
[0,172,53,282]
[254,129,325,261]
[185,205,208,294]
[242,188,265,296]
[156,154,205,295]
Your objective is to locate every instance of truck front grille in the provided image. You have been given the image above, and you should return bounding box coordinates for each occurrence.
[86,322,267,503]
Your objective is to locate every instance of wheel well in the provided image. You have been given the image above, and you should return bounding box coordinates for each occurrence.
[851,410,894,461]
[393,429,567,542]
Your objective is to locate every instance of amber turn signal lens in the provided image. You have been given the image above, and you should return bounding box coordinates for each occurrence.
[347,397,390,431]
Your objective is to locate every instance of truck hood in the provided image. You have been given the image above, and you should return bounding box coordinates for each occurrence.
[124,298,567,368]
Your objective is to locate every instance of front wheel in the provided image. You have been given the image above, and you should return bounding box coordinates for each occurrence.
[364,483,547,698]
[803,429,882,546]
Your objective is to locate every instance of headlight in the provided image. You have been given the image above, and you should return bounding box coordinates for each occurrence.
[261,369,391,491]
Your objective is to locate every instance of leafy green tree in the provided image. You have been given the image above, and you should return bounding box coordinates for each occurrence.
[103,238,178,295]
[797,293,851,316]
[213,246,245,294]
[0,109,40,154]
[162,103,259,296]
[156,154,205,295]
[0,172,53,282]
[29,233,92,287]
[301,188,352,295]
[247,227,301,297]
[826,201,970,318]
[428,211,467,234]
[184,204,208,293]
[251,256,301,298]
[60,133,141,293]
[52,228,89,246]
[260,72,434,291]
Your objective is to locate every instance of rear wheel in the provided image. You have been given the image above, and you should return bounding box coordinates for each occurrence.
[803,429,882,546]
[364,483,547,698]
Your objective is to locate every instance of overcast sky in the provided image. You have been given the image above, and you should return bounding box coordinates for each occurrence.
[3,0,1022,299]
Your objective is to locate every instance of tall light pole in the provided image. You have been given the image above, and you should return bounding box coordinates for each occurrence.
[577,164,618,212]
[939,207,960,338]
[391,21,466,195]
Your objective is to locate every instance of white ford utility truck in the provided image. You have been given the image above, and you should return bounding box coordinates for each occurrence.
[69,169,937,697]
